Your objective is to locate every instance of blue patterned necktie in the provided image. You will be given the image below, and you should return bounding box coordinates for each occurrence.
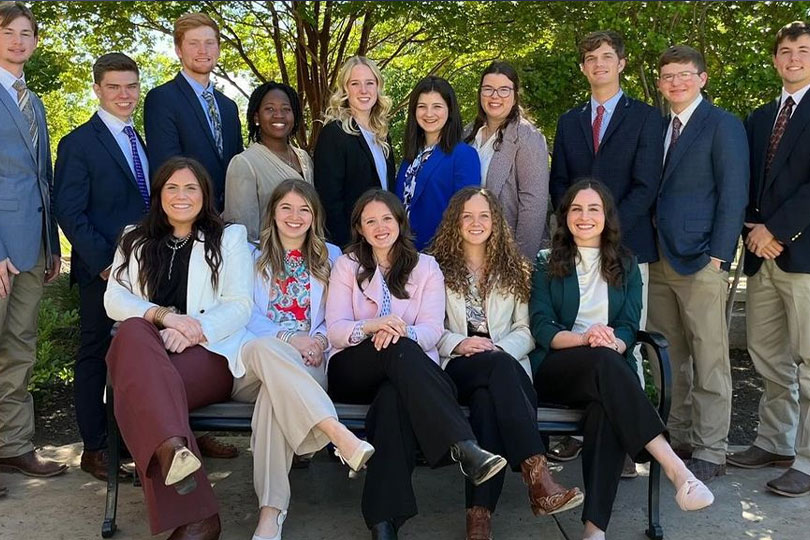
[12,78,39,152]
[123,126,151,209]
[201,90,224,157]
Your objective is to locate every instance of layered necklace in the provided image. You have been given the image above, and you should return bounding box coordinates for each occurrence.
[166,232,193,280]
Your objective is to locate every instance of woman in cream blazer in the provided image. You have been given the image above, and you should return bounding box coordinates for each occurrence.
[432,188,582,540]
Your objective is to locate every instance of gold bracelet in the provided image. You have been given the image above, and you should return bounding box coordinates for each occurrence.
[153,307,169,329]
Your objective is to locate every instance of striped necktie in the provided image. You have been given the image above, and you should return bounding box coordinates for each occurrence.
[201,90,224,157]
[123,126,151,209]
[12,78,39,152]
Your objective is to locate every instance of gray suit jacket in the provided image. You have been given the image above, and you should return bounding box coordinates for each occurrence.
[479,117,549,259]
[0,85,58,272]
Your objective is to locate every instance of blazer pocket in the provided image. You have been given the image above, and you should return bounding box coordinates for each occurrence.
[684,219,712,233]
[0,199,19,211]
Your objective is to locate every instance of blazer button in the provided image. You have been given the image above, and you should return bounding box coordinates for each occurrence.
[37,207,43,212]
[199,309,205,313]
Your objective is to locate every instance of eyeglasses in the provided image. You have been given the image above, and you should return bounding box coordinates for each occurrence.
[480,86,514,98]
[658,71,700,84]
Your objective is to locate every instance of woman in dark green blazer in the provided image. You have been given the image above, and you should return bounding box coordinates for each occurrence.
[529,179,714,540]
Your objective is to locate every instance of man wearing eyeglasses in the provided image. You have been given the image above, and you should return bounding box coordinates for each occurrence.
[647,45,748,483]
[548,30,663,469]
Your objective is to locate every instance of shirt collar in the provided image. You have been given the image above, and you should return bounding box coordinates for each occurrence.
[781,82,810,108]
[0,65,24,92]
[96,106,133,134]
[591,88,624,114]
[672,93,703,127]
[180,70,213,97]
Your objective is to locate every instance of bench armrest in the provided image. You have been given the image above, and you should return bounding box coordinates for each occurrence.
[635,330,672,424]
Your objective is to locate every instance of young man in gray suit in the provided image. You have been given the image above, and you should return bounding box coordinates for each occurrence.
[0,1,66,487]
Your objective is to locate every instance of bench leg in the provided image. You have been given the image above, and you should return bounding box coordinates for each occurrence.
[102,384,118,538]
[646,460,664,540]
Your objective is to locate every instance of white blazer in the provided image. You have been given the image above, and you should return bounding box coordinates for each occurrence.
[437,285,535,378]
[247,242,342,341]
[104,224,254,377]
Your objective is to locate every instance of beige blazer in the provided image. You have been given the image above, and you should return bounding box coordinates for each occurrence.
[437,285,535,378]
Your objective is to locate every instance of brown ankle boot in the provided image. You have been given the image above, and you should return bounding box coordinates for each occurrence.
[520,454,584,516]
[466,506,492,540]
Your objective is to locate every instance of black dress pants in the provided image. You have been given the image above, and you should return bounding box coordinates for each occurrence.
[445,350,544,511]
[328,338,475,528]
[534,346,665,531]
[75,275,114,451]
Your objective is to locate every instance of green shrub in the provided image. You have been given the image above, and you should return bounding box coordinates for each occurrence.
[30,273,79,396]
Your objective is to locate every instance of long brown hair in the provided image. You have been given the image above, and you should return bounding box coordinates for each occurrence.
[345,190,418,299]
[464,61,523,151]
[114,157,225,299]
[431,187,531,302]
[548,179,629,288]
[255,179,331,286]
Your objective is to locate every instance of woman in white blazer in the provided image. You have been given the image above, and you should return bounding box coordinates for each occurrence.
[104,157,253,540]
[431,187,583,540]
[235,179,373,540]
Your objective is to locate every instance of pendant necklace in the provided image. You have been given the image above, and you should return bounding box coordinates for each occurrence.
[166,233,192,280]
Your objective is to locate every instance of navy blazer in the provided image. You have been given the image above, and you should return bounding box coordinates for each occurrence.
[54,113,148,286]
[394,143,480,251]
[657,99,749,275]
[144,73,243,210]
[744,94,810,276]
[550,95,663,263]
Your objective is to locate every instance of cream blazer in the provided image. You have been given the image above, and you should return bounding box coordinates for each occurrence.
[437,286,535,378]
[104,224,254,378]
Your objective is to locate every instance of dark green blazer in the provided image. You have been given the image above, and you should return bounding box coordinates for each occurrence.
[529,249,642,375]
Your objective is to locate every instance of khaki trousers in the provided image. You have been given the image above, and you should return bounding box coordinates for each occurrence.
[0,249,45,458]
[647,255,731,464]
[232,337,334,510]
[746,260,810,476]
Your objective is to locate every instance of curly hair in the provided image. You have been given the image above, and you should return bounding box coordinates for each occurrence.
[430,187,532,302]
[246,81,303,144]
[322,56,391,157]
[547,179,630,288]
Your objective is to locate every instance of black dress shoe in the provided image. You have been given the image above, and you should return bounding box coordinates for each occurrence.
[766,468,810,497]
[370,521,397,540]
[450,440,507,487]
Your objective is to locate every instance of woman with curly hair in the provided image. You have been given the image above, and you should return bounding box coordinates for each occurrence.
[314,56,396,247]
[432,187,583,540]
[530,179,714,540]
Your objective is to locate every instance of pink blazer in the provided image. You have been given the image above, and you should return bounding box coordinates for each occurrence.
[326,253,446,364]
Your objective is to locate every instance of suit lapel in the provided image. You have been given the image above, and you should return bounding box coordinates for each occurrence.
[90,113,139,189]
[560,271,580,326]
[765,95,810,190]
[354,120,380,187]
[448,288,467,333]
[410,146,446,204]
[310,275,325,325]
[0,86,36,163]
[662,99,711,184]
[599,95,629,149]
[186,237,207,312]
[174,73,219,158]
[578,102,595,157]
[485,122,518,197]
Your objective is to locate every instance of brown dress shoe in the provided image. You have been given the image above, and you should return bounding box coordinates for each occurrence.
[166,513,221,540]
[766,468,810,497]
[80,449,135,482]
[466,506,492,540]
[520,454,584,516]
[0,450,67,478]
[546,436,582,462]
[196,434,238,459]
[727,446,795,469]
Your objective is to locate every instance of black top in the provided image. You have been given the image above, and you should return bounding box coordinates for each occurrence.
[151,237,194,313]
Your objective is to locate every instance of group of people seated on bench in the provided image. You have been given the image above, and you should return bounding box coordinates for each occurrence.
[103,156,714,540]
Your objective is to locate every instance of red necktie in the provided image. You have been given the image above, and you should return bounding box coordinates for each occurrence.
[592,104,605,153]
[765,96,795,178]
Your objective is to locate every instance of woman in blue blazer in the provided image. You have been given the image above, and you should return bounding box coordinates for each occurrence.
[529,179,714,540]
[395,76,480,250]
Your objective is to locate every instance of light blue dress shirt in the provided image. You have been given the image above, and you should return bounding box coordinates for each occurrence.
[590,89,624,143]
[0,65,24,105]
[96,107,150,191]
[180,70,222,142]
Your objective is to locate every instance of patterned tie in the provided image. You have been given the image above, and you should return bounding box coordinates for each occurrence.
[12,78,38,152]
[592,104,605,153]
[123,126,151,210]
[765,96,795,178]
[670,116,682,149]
[201,90,224,157]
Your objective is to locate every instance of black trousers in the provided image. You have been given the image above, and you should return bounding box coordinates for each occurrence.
[328,338,474,528]
[445,351,544,511]
[75,275,114,451]
[534,346,665,531]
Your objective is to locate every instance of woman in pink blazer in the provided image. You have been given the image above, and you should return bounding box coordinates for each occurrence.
[325,189,506,539]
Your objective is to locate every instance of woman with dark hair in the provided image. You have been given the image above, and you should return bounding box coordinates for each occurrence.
[530,179,714,540]
[464,61,549,259]
[326,190,506,539]
[432,187,583,539]
[395,76,480,250]
[224,81,313,242]
[104,157,253,539]
[235,179,374,540]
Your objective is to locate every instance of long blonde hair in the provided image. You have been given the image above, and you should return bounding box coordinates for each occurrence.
[256,179,332,287]
[322,56,392,157]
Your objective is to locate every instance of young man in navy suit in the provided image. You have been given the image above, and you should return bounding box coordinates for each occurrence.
[54,53,151,481]
[144,12,242,212]
[548,30,663,467]
[0,1,66,486]
[727,21,810,497]
[647,45,749,482]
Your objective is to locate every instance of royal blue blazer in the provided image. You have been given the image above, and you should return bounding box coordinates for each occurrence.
[395,142,480,250]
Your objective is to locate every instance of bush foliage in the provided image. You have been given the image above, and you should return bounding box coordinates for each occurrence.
[31,272,79,396]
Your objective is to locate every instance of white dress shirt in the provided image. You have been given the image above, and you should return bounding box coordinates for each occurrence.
[96,107,150,191]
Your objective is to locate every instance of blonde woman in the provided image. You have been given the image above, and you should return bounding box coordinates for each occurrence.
[432,188,582,540]
[234,179,374,540]
[314,56,395,247]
